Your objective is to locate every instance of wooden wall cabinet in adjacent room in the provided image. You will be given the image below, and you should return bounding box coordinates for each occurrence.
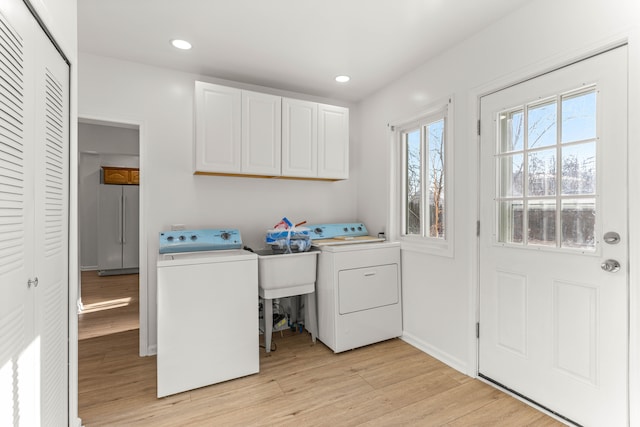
[102,166,140,185]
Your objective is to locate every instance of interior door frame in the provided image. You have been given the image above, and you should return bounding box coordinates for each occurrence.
[76,114,148,358]
[467,37,640,424]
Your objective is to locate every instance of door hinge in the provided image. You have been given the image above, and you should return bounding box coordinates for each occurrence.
[477,119,481,136]
[476,220,480,237]
[476,322,480,339]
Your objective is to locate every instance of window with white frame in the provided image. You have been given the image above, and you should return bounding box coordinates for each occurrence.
[393,99,452,255]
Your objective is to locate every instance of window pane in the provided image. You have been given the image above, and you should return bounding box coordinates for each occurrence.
[498,154,524,197]
[561,142,596,195]
[498,200,523,244]
[528,101,557,149]
[528,199,556,246]
[561,198,596,249]
[405,130,421,235]
[427,120,445,238]
[562,91,596,143]
[528,148,556,196]
[499,110,524,153]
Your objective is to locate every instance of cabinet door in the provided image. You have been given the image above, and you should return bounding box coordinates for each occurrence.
[318,104,349,179]
[98,185,125,270]
[282,98,317,177]
[194,82,241,173]
[102,167,130,184]
[241,90,281,175]
[122,186,139,269]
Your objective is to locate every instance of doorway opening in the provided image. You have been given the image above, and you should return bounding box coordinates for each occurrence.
[77,118,141,339]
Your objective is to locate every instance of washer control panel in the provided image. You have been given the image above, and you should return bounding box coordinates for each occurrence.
[159,228,242,254]
[306,223,368,239]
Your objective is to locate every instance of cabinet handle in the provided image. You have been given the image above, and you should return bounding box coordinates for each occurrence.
[27,277,39,288]
[364,272,376,277]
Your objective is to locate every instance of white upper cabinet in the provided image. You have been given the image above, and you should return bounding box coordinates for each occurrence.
[241,90,281,175]
[194,81,349,180]
[282,98,318,178]
[194,82,241,173]
[318,104,349,179]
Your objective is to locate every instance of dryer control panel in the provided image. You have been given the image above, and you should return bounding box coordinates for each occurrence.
[306,223,368,239]
[159,228,242,254]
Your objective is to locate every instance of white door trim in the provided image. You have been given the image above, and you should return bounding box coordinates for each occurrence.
[467,36,638,425]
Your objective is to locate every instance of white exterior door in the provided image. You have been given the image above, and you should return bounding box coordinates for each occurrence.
[479,46,628,426]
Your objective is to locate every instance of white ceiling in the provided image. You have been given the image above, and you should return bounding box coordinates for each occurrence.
[78,0,531,102]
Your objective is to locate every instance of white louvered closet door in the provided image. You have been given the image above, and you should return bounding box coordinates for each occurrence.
[0,0,69,425]
[33,18,69,426]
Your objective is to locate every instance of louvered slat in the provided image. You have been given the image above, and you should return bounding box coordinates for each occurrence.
[43,69,63,257]
[0,10,24,273]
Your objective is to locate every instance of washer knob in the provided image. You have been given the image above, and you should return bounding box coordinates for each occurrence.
[178,235,185,241]
[167,236,174,242]
[191,235,197,241]
[315,228,322,234]
[221,232,230,240]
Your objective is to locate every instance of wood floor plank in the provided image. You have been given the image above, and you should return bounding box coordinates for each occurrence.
[78,273,565,426]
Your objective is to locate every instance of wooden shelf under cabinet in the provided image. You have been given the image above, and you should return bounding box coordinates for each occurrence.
[102,167,140,185]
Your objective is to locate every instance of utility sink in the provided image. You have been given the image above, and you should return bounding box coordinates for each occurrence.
[255,248,319,353]
[254,249,319,299]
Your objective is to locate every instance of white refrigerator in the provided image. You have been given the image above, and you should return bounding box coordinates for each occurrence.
[97,184,139,275]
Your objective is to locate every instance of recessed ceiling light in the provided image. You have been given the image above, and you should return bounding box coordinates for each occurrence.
[335,75,351,83]
[171,39,192,50]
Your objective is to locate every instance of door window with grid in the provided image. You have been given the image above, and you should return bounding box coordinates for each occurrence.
[496,87,597,250]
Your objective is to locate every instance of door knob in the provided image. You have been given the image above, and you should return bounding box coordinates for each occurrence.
[601,259,621,273]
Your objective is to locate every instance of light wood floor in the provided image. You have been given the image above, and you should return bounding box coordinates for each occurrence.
[79,271,139,340]
[78,274,564,426]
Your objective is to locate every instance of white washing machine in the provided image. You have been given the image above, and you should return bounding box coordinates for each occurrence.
[309,223,402,353]
[156,229,259,397]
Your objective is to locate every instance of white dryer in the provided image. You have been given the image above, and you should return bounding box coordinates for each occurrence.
[309,223,402,353]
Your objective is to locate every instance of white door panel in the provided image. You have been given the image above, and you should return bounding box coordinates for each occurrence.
[479,46,628,426]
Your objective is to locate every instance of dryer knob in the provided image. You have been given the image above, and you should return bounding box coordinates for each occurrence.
[314,228,322,234]
[167,236,174,242]
[221,232,230,240]
[178,235,186,241]
[191,235,197,241]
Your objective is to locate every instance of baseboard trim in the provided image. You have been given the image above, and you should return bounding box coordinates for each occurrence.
[401,331,468,374]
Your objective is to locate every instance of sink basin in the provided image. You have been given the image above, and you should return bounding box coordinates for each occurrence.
[255,249,319,299]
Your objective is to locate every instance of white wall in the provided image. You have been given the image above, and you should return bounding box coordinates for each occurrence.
[357,0,640,421]
[78,54,359,351]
